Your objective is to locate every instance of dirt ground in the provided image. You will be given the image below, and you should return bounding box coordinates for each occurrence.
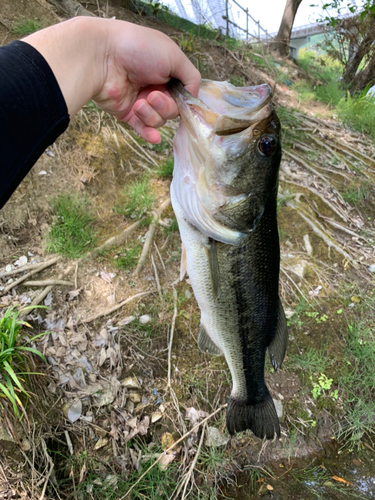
[1,1,375,499]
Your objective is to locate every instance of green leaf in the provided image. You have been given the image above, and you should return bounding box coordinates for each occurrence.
[0,381,18,416]
[16,346,46,362]
[2,361,28,395]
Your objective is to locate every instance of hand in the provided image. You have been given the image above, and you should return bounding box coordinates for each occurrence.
[24,17,201,143]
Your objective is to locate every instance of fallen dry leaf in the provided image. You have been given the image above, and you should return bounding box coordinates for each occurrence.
[159,452,177,470]
[161,432,175,450]
[266,484,274,491]
[94,437,109,450]
[332,475,353,486]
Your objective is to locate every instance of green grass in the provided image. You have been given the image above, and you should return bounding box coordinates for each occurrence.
[46,194,97,258]
[288,347,329,375]
[76,449,178,500]
[229,75,246,87]
[342,183,370,205]
[164,217,179,235]
[157,157,174,178]
[0,307,47,417]
[115,176,155,220]
[337,89,375,142]
[115,242,142,270]
[12,19,43,36]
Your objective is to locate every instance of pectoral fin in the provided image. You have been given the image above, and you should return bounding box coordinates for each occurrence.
[203,238,221,300]
[198,323,222,356]
[180,242,188,281]
[267,299,288,371]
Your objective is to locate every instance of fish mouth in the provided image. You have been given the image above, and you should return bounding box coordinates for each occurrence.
[168,79,273,136]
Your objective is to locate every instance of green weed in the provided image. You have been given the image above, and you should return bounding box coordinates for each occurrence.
[293,81,316,103]
[288,348,329,375]
[337,319,375,449]
[116,177,155,220]
[12,19,43,36]
[342,183,370,205]
[164,217,179,235]
[310,373,337,400]
[157,157,174,178]
[229,75,245,87]
[0,307,47,417]
[46,194,97,258]
[337,88,375,142]
[115,242,142,270]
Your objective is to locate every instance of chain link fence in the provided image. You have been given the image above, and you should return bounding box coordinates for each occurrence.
[130,0,271,41]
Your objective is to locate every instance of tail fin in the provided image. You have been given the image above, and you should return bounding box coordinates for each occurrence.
[226,394,280,440]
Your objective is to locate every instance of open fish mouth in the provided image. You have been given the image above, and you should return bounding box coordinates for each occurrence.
[168,78,273,136]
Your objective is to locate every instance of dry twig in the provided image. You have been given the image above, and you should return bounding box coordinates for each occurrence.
[82,291,152,323]
[134,198,171,276]
[167,288,178,388]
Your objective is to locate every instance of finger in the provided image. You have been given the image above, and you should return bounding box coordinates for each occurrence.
[133,100,167,129]
[126,112,161,144]
[169,46,201,97]
[147,90,179,120]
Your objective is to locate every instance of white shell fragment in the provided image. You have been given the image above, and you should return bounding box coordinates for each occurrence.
[139,315,151,324]
[151,412,162,424]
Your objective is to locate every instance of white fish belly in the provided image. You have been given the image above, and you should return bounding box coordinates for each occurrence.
[171,184,247,399]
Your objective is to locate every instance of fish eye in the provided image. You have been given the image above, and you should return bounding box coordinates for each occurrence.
[257,135,276,157]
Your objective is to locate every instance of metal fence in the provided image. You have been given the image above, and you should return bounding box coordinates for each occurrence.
[157,0,271,41]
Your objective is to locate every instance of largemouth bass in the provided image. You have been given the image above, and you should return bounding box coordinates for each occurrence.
[169,79,288,440]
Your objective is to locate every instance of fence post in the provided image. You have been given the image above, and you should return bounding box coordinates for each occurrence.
[225,0,229,37]
[246,8,248,42]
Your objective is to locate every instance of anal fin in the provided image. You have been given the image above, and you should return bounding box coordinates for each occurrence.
[198,323,222,356]
[267,298,288,371]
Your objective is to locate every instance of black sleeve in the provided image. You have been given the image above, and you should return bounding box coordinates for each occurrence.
[0,40,70,209]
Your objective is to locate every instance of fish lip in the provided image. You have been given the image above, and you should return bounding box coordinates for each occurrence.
[168,79,273,134]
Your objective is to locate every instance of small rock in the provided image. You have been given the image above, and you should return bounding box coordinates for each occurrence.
[185,290,192,299]
[121,376,141,389]
[273,399,283,419]
[38,170,47,175]
[204,427,230,447]
[368,264,375,273]
[5,265,14,272]
[15,255,27,267]
[128,391,142,403]
[139,315,151,324]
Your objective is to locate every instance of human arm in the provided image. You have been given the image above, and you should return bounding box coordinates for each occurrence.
[23,17,201,143]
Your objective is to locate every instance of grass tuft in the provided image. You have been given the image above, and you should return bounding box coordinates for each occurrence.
[12,19,43,36]
[46,194,97,258]
[157,157,174,178]
[115,176,155,220]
